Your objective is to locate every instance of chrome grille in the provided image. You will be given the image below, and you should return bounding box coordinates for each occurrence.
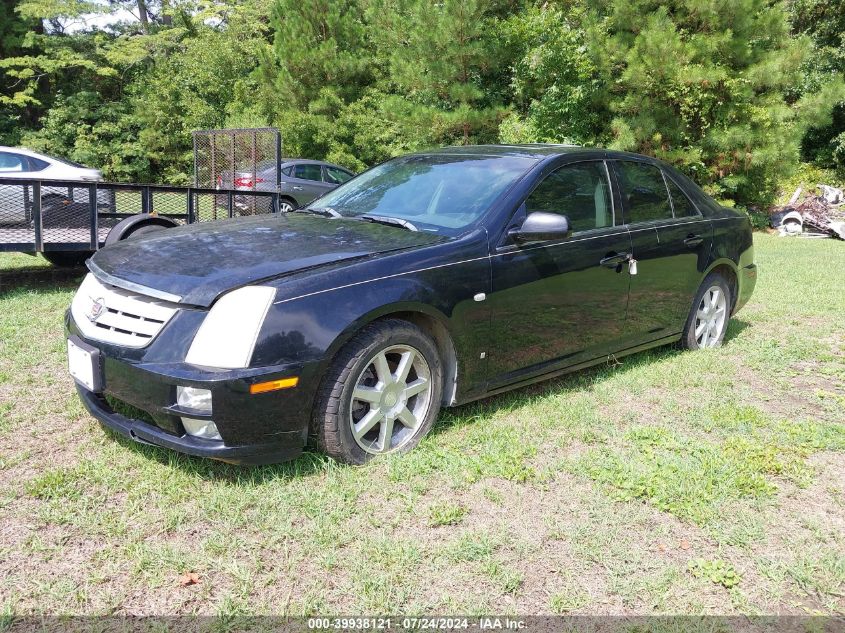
[70,273,179,348]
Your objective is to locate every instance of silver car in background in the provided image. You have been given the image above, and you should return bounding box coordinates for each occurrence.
[0,146,102,224]
[217,158,355,213]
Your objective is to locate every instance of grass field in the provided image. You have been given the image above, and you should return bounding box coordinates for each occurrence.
[0,233,843,617]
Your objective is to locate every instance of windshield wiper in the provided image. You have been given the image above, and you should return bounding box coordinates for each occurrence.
[295,206,341,218]
[359,214,418,232]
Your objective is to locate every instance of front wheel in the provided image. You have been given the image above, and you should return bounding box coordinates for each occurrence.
[681,272,732,350]
[313,319,443,464]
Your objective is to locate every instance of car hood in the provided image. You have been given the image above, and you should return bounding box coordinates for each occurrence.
[89,214,446,307]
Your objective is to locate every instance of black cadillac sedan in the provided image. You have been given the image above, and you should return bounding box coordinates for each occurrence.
[65,145,757,465]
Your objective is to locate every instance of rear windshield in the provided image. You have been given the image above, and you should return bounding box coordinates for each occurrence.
[310,154,536,235]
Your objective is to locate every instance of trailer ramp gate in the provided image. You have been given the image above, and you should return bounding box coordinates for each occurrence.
[193,128,282,218]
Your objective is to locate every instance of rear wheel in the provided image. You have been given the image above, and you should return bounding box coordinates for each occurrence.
[313,319,443,464]
[279,197,298,213]
[682,272,732,350]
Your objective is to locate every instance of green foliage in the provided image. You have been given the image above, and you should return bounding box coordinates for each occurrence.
[774,162,844,205]
[502,0,844,205]
[368,0,508,145]
[591,0,842,205]
[20,92,151,182]
[0,0,842,203]
[3,0,270,182]
[427,501,467,527]
[788,0,845,173]
[268,0,374,109]
[498,4,605,145]
[688,558,742,588]
[0,0,41,141]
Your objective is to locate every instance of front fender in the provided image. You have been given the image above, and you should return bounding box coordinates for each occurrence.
[251,257,492,402]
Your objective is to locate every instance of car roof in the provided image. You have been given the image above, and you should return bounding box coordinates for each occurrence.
[413,144,667,164]
[0,146,44,158]
[418,144,586,159]
[279,158,350,170]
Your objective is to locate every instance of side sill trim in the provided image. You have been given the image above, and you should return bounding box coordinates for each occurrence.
[464,333,682,404]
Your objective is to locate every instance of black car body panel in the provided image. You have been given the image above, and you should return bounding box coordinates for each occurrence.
[91,214,446,307]
[66,145,756,464]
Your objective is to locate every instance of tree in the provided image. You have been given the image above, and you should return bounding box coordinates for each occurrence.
[498,3,606,145]
[0,0,42,141]
[4,0,271,182]
[369,0,509,146]
[268,0,374,110]
[788,0,845,172]
[590,0,842,204]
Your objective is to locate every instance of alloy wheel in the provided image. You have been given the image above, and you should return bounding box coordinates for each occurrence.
[349,345,432,454]
[695,285,727,348]
[279,201,294,213]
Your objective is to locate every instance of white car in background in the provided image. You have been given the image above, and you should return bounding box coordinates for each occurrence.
[0,146,102,224]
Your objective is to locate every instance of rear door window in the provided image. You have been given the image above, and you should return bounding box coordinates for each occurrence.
[665,174,700,217]
[616,161,673,224]
[294,164,322,181]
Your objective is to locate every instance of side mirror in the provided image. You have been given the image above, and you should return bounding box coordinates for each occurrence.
[509,211,571,243]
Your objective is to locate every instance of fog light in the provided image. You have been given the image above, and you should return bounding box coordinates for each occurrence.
[176,387,220,440]
[181,417,222,441]
[176,386,212,413]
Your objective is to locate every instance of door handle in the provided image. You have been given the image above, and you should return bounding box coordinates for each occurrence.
[684,234,704,247]
[599,252,630,268]
[292,186,304,191]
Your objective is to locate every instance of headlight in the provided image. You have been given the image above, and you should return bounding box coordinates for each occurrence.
[185,286,276,369]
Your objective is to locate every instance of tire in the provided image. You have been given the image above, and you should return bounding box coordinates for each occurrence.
[681,272,732,350]
[279,197,298,213]
[313,319,443,465]
[121,224,167,240]
[42,251,92,268]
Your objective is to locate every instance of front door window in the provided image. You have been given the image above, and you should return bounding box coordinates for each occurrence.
[487,161,631,387]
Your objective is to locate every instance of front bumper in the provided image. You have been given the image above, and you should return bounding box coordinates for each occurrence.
[76,385,302,464]
[66,313,322,465]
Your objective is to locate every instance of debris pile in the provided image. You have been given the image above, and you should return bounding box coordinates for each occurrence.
[769,185,845,240]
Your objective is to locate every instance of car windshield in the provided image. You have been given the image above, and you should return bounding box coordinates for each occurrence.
[309,154,536,234]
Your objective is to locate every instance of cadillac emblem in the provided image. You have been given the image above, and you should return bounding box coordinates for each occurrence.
[87,297,106,323]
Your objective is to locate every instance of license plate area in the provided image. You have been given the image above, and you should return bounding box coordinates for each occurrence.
[67,336,103,392]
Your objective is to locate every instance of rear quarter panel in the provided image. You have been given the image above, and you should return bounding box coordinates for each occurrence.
[706,211,755,313]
